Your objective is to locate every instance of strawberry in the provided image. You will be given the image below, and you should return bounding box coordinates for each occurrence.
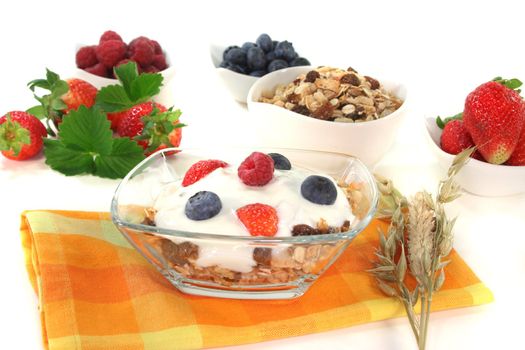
[0,111,47,160]
[506,127,525,165]
[117,102,184,155]
[182,160,228,187]
[440,120,476,154]
[61,79,97,112]
[463,81,525,164]
[27,69,97,135]
[236,203,278,237]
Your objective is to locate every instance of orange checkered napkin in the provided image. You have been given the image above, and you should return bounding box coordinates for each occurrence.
[20,210,493,350]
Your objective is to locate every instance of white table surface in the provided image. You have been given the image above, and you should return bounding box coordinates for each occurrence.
[1,1,524,349]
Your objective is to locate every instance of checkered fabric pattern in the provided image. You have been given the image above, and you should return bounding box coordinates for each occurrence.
[20,210,493,350]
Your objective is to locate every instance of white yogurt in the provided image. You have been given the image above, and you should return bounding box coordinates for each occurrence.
[153,165,354,272]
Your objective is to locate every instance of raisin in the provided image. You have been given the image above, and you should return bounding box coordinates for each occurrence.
[293,78,301,85]
[160,240,198,265]
[365,76,380,90]
[341,220,351,232]
[292,104,311,116]
[292,224,319,236]
[304,70,320,83]
[253,247,272,266]
[347,66,358,73]
[286,93,301,104]
[340,73,360,86]
[312,102,335,120]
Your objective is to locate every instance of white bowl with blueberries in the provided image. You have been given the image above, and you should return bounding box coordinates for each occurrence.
[210,33,311,103]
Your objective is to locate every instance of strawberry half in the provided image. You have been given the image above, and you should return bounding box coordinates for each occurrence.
[236,203,278,237]
[182,160,228,187]
[0,111,47,160]
[117,102,184,155]
[463,81,525,164]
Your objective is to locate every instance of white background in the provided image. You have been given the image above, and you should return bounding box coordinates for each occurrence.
[1,0,525,349]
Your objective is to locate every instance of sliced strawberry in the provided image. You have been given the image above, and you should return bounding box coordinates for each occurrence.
[236,203,278,237]
[182,160,228,187]
[0,111,47,160]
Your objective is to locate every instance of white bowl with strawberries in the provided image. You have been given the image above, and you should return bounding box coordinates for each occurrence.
[425,77,525,196]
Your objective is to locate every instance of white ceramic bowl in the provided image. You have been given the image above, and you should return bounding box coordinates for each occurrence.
[210,43,259,103]
[246,66,408,167]
[424,116,525,196]
[75,45,176,105]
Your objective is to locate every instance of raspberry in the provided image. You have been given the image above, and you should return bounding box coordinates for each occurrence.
[150,40,163,54]
[182,160,228,187]
[99,30,123,43]
[236,203,278,237]
[128,37,154,66]
[84,63,108,77]
[75,46,98,69]
[237,152,274,186]
[96,40,127,67]
[152,54,168,70]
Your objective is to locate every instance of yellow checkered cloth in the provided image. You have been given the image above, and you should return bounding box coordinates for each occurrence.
[20,210,493,350]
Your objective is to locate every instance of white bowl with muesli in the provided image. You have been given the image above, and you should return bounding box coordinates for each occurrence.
[111,147,378,299]
[247,66,408,166]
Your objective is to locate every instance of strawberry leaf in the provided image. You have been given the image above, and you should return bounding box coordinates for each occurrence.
[114,62,139,96]
[94,138,145,179]
[130,73,163,102]
[436,112,463,129]
[492,77,523,91]
[26,105,46,119]
[95,85,134,112]
[43,106,145,179]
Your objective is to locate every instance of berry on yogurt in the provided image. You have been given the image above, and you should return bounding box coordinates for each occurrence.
[301,175,338,205]
[185,191,223,221]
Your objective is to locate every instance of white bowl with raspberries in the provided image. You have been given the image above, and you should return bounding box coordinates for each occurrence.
[246,65,408,167]
[75,30,175,91]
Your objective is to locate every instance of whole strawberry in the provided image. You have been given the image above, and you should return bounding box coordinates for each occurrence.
[117,102,184,155]
[0,111,47,160]
[440,120,483,159]
[27,69,97,134]
[463,81,525,164]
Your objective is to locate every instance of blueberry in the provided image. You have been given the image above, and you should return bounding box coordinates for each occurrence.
[268,153,291,170]
[290,57,311,67]
[247,46,266,70]
[265,51,276,62]
[249,70,267,77]
[225,48,247,66]
[300,175,337,205]
[272,40,279,50]
[267,59,288,72]
[223,45,239,60]
[274,41,297,61]
[185,191,222,221]
[256,33,273,53]
[226,63,247,74]
[241,42,257,52]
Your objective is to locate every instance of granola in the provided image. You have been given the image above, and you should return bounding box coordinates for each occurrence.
[259,66,403,122]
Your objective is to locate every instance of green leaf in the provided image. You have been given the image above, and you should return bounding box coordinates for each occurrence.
[58,106,113,154]
[43,139,95,176]
[94,138,145,179]
[130,73,163,102]
[492,77,523,91]
[46,69,60,85]
[27,79,50,91]
[26,105,46,119]
[51,80,70,99]
[114,62,139,96]
[95,85,134,112]
[436,112,463,129]
[51,99,67,111]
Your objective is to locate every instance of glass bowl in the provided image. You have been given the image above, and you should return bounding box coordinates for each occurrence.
[111,147,378,299]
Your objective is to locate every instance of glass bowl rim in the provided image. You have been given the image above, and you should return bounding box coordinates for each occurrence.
[111,146,379,244]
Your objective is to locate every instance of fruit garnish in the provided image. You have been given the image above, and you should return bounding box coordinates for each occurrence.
[237,152,274,186]
[267,153,291,170]
[185,191,222,221]
[440,120,475,155]
[27,69,97,135]
[463,81,525,164]
[236,203,278,237]
[182,160,228,187]
[0,111,47,160]
[300,175,338,205]
[116,102,184,155]
[43,105,144,178]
